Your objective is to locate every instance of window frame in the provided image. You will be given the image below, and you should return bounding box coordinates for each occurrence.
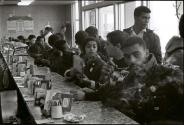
[80,0,132,40]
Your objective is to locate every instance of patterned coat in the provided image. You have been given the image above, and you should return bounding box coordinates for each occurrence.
[101,54,184,123]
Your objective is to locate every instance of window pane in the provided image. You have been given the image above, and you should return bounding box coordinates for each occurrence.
[119,4,125,30]
[136,1,142,7]
[82,1,85,6]
[83,9,96,29]
[149,1,179,54]
[76,21,79,34]
[84,1,96,6]
[96,0,103,3]
[99,5,114,40]
[75,1,79,20]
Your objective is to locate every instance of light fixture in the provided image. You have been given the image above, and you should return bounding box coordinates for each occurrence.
[18,0,34,6]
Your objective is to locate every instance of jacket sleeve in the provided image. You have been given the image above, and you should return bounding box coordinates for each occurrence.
[151,33,162,64]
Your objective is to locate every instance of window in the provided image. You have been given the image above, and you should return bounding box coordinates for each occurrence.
[75,1,79,33]
[83,9,96,29]
[149,1,180,54]
[119,3,125,30]
[99,5,114,40]
[82,1,96,6]
[71,1,80,47]
[96,0,103,3]
[80,1,137,38]
[136,1,141,7]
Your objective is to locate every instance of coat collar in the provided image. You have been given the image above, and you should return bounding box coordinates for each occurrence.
[143,53,158,71]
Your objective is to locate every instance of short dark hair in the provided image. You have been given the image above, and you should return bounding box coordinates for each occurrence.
[85,26,98,37]
[134,6,151,17]
[82,37,99,54]
[55,33,65,40]
[55,40,67,51]
[45,27,53,32]
[36,36,44,41]
[165,36,184,55]
[179,14,184,38]
[48,34,62,47]
[121,36,147,50]
[17,35,24,40]
[28,34,36,40]
[61,24,66,29]
[107,30,129,46]
[75,30,88,46]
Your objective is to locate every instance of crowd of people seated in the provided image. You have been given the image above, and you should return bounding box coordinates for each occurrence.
[2,6,183,125]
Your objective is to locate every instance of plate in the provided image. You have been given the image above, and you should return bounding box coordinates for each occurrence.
[63,113,86,123]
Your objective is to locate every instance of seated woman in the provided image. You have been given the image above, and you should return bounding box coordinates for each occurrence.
[39,34,74,76]
[27,36,45,59]
[69,37,114,100]
[74,30,88,56]
[27,34,36,46]
[53,39,74,76]
[36,33,64,67]
[106,30,129,68]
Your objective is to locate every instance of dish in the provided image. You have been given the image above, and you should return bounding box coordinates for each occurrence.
[63,113,86,123]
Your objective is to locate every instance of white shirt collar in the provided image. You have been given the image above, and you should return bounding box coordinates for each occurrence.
[130,27,146,38]
[130,27,146,32]
[45,32,52,38]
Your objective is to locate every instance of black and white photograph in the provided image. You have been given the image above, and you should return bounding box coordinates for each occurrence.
[0,0,183,124]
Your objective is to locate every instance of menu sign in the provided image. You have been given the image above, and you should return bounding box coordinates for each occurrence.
[24,20,34,30]
[7,21,16,31]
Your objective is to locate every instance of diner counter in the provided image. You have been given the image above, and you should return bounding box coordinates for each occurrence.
[19,70,139,124]
[8,54,139,124]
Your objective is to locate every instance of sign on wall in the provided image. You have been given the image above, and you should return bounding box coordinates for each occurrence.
[24,20,34,30]
[7,21,16,31]
[16,21,24,32]
[7,16,34,32]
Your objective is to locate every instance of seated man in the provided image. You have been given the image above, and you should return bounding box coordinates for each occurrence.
[36,34,64,68]
[164,14,184,71]
[99,36,183,124]
[27,36,46,59]
[42,39,74,76]
[106,30,128,68]
[27,34,36,46]
[164,36,183,71]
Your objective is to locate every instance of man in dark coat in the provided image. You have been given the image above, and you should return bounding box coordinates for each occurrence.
[101,36,183,124]
[123,6,162,64]
[164,14,184,71]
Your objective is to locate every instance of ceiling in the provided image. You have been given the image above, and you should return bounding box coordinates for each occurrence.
[0,0,75,5]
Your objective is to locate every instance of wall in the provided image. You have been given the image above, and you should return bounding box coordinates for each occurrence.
[0,5,71,40]
[0,7,2,40]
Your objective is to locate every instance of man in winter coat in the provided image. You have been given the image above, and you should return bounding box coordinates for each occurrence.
[123,6,162,64]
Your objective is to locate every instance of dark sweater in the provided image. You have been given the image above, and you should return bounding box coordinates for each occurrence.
[103,54,184,123]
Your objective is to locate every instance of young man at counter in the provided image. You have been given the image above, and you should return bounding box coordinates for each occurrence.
[100,36,183,124]
[123,6,162,64]
[75,36,183,123]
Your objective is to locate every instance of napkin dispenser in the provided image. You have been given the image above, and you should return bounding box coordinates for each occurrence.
[51,100,63,119]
